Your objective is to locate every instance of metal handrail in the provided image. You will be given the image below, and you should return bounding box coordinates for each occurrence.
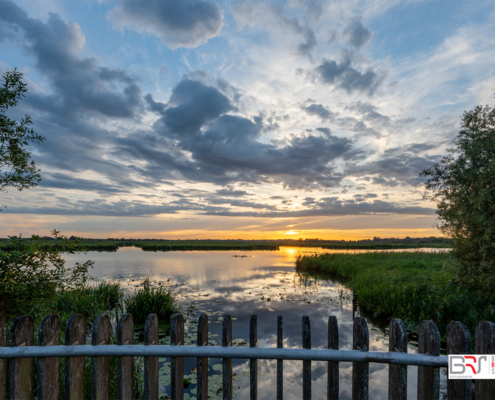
[0,345,448,367]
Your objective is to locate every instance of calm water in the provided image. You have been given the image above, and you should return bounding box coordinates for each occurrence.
[65,246,449,400]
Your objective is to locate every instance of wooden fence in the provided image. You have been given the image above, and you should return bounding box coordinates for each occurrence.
[0,313,494,399]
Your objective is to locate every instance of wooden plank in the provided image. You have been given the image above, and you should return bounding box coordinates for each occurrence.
[352,317,369,400]
[65,314,85,400]
[197,313,208,400]
[38,314,61,400]
[250,315,257,400]
[171,314,184,400]
[91,314,111,400]
[417,320,440,400]
[117,313,134,400]
[327,316,339,400]
[277,315,283,400]
[222,315,232,400]
[302,315,311,400]
[475,321,495,399]
[0,316,7,400]
[8,315,34,400]
[144,314,159,400]
[447,321,472,400]
[388,319,407,400]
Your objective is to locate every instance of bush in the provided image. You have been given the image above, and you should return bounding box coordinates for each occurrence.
[0,231,93,320]
[124,277,179,327]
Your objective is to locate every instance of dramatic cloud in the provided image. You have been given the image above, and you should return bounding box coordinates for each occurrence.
[342,17,373,48]
[108,0,223,49]
[315,56,385,95]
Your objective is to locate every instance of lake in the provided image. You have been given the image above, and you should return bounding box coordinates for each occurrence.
[65,246,448,399]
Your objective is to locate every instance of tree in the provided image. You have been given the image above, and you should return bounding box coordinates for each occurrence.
[0,70,92,319]
[1,69,45,193]
[421,105,495,293]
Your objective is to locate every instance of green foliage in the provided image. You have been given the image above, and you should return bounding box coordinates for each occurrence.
[124,277,179,327]
[296,251,493,335]
[0,230,94,319]
[0,69,45,193]
[421,105,495,295]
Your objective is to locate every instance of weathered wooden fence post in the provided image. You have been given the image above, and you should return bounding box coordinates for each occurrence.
[417,320,440,400]
[277,315,283,400]
[388,319,407,400]
[352,317,369,400]
[302,315,311,400]
[475,321,495,399]
[65,314,85,400]
[250,315,257,400]
[197,314,208,400]
[117,313,134,400]
[8,315,34,399]
[222,314,233,400]
[171,313,184,400]
[38,314,60,400]
[144,314,159,400]
[447,321,472,400]
[0,316,6,400]
[91,314,111,400]
[327,316,339,400]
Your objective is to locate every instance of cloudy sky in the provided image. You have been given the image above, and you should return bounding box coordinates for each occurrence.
[1,0,494,239]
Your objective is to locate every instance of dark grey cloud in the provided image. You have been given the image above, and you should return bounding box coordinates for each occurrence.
[302,103,336,120]
[347,144,443,187]
[343,17,373,49]
[315,56,385,95]
[203,197,435,218]
[216,189,249,197]
[40,173,129,195]
[108,0,223,49]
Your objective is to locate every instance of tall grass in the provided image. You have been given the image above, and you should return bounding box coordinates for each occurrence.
[296,251,493,335]
[124,277,179,327]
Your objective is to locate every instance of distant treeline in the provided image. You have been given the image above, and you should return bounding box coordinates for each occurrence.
[0,237,451,252]
[140,244,279,251]
[320,243,451,250]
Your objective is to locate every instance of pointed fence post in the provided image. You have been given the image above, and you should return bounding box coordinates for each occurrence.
[171,314,184,400]
[475,321,495,399]
[250,315,257,400]
[91,314,111,400]
[8,315,34,399]
[352,317,369,400]
[65,314,85,400]
[38,315,60,400]
[447,321,472,400]
[117,314,134,400]
[277,315,283,400]
[302,315,311,400]
[328,316,339,400]
[197,314,208,400]
[0,316,6,400]
[417,320,440,400]
[144,314,159,400]
[388,319,407,400]
[222,315,233,400]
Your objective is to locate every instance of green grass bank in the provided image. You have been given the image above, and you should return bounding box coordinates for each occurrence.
[296,251,494,336]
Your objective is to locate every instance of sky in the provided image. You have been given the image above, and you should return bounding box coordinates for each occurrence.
[1,0,494,240]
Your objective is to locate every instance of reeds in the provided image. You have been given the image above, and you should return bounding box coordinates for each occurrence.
[124,276,179,327]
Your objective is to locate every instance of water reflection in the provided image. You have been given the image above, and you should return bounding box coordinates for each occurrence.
[64,247,449,399]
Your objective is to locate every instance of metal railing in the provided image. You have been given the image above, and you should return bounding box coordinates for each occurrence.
[1,312,494,399]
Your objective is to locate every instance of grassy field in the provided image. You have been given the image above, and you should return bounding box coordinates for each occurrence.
[296,251,492,336]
